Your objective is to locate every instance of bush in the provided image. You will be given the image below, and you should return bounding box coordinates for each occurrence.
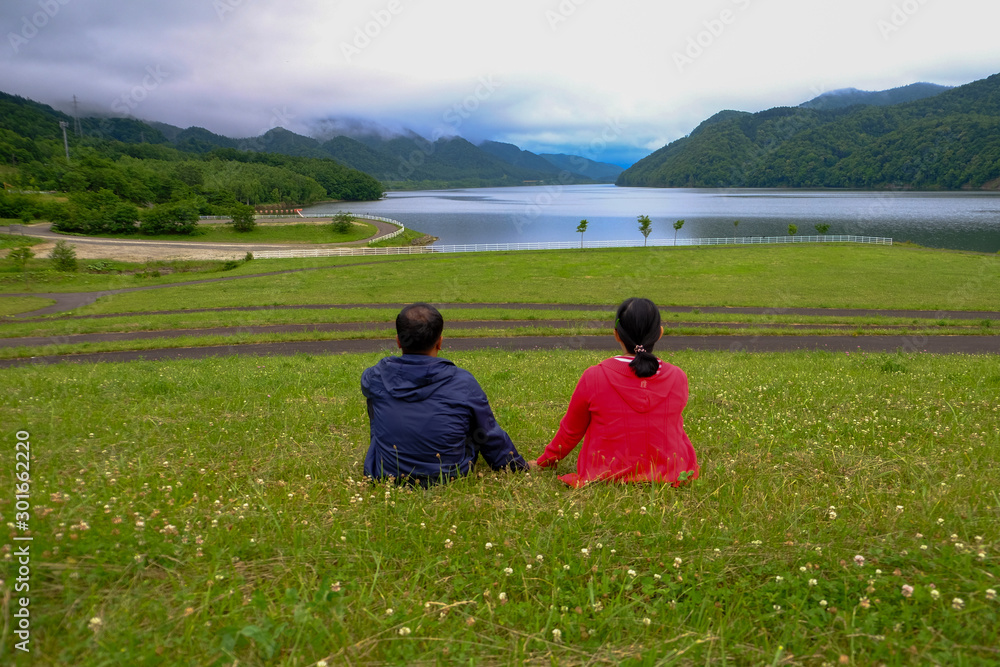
[139,202,199,235]
[332,212,354,234]
[49,240,78,272]
[229,203,257,233]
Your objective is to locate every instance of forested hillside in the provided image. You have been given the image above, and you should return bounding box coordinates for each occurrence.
[617,73,1000,190]
[0,91,384,235]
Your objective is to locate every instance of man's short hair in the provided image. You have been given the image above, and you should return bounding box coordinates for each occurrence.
[396,303,444,354]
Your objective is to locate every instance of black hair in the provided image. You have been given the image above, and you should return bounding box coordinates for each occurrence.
[614,297,662,378]
[396,302,444,354]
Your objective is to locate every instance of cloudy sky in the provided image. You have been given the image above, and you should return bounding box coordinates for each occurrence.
[2,0,999,166]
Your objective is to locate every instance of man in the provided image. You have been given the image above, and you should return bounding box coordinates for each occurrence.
[361,303,528,485]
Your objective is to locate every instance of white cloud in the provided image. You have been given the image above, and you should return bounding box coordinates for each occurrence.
[2,0,999,166]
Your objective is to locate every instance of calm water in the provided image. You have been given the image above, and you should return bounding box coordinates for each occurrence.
[304,185,1000,253]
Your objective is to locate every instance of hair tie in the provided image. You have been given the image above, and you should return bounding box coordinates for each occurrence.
[633,344,646,354]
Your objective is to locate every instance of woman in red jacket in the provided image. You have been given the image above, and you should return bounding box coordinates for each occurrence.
[536,297,699,488]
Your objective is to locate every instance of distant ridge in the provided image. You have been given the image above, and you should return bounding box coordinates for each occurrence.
[800,82,952,110]
[617,74,1000,190]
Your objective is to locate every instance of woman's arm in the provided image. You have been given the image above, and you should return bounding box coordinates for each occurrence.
[537,370,593,467]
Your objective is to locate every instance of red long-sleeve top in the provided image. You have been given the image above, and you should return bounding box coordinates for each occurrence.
[537,357,699,488]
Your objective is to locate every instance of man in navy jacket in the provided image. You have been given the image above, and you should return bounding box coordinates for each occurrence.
[361,303,529,485]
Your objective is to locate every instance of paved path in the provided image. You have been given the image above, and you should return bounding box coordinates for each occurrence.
[1,334,996,368]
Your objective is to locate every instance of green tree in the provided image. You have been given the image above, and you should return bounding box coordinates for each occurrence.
[139,201,199,235]
[733,220,740,234]
[8,245,34,271]
[49,240,77,271]
[229,203,257,233]
[333,211,354,234]
[576,219,588,248]
[673,219,685,245]
[788,224,798,236]
[815,223,830,234]
[637,215,652,246]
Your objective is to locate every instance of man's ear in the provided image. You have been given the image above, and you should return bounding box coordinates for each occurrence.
[434,335,443,351]
[396,335,403,349]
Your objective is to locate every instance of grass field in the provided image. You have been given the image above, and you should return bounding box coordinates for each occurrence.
[2,350,998,665]
[1,242,999,665]
[51,220,378,245]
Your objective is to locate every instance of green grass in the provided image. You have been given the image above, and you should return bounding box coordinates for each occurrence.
[16,244,991,315]
[0,232,45,250]
[0,296,54,316]
[63,220,378,245]
[2,350,998,665]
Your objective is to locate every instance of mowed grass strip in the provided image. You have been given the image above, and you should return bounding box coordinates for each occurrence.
[56,245,1000,315]
[4,350,999,665]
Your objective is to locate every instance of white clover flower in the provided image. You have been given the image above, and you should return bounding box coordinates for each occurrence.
[398,627,411,636]
[819,600,828,608]
[385,608,394,616]
[581,548,589,555]
[808,579,818,587]
[563,564,570,571]
[775,576,784,583]
[88,617,103,630]
[503,567,513,576]
[952,597,965,610]
[627,569,637,577]
[498,592,507,601]
[485,542,493,549]
[901,584,914,598]
[673,557,682,568]
[985,589,997,601]
[653,574,662,581]
[930,589,941,600]
[642,617,651,626]
[551,628,562,643]
[536,554,544,561]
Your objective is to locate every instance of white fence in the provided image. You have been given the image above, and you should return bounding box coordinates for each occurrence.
[252,235,892,258]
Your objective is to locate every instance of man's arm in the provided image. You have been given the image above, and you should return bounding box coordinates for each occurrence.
[466,378,528,472]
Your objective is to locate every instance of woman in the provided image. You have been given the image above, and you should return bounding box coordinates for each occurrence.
[536,297,699,488]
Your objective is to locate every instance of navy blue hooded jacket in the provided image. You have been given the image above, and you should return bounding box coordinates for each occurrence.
[361,354,528,482]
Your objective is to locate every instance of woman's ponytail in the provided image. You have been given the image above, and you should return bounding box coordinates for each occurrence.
[615,298,662,378]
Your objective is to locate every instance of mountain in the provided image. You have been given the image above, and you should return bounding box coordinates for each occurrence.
[800,83,951,110]
[617,74,1000,190]
[539,153,624,182]
[478,141,565,175]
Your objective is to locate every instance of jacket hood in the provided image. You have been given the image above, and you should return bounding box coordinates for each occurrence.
[598,357,677,413]
[364,355,458,403]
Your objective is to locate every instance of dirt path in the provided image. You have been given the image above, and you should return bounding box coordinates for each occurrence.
[2,217,401,262]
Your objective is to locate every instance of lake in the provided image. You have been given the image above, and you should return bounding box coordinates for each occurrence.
[303,185,1000,253]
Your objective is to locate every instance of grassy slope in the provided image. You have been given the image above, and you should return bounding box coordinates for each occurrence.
[7,244,992,314]
[3,351,999,665]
